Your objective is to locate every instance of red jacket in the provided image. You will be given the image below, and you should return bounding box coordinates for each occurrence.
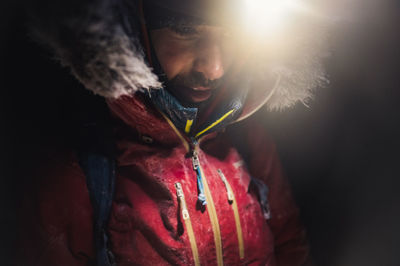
[18,94,310,266]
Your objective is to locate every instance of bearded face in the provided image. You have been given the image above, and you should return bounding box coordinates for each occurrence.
[150,25,240,107]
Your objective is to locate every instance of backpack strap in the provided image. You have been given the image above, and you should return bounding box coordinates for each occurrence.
[79,151,116,266]
[76,94,117,265]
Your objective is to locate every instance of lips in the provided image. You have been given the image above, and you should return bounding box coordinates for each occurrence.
[187,87,213,102]
[167,80,218,104]
[192,86,211,91]
[170,85,214,103]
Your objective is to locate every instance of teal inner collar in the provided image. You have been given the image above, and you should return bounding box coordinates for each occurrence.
[148,80,249,139]
[148,87,198,133]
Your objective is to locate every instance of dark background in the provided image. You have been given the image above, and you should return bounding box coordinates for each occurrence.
[262,1,400,265]
[1,0,399,265]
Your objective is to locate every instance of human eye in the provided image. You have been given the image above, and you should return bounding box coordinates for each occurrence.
[168,25,199,38]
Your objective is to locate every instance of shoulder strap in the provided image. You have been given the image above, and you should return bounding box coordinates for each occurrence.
[76,95,117,266]
[79,151,116,266]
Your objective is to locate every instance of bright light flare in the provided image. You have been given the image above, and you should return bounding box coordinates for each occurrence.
[242,0,308,37]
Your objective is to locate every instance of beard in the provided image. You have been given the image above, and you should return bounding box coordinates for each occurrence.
[165,71,225,108]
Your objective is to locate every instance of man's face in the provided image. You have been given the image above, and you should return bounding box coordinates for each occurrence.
[150,25,240,106]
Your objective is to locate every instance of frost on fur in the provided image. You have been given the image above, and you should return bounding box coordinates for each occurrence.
[69,23,161,98]
[28,0,161,98]
[266,57,329,111]
[250,20,330,111]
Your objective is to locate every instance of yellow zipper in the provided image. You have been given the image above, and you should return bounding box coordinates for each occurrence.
[158,110,190,152]
[217,169,245,260]
[194,109,235,139]
[175,182,200,266]
[195,149,224,266]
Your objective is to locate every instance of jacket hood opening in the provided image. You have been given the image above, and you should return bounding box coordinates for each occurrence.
[28,0,330,117]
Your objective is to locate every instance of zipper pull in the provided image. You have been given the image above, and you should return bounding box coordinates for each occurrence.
[217,169,234,203]
[192,151,200,170]
[175,183,190,220]
[191,151,207,206]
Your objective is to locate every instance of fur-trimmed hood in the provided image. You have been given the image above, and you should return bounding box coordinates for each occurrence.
[27,0,329,111]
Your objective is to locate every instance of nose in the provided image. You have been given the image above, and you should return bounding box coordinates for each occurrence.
[193,40,225,81]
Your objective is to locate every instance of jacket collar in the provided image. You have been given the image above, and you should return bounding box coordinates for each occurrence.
[147,81,250,140]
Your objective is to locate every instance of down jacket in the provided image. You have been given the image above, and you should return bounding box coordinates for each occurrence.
[18,94,310,265]
[19,0,328,264]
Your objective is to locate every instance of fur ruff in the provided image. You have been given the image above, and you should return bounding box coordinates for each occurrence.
[28,0,329,110]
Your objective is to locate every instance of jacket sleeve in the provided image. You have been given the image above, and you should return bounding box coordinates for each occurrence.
[16,149,95,266]
[234,117,312,266]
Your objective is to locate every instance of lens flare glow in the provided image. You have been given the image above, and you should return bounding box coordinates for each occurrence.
[242,0,308,36]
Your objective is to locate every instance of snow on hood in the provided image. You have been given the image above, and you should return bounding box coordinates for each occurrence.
[27,0,329,111]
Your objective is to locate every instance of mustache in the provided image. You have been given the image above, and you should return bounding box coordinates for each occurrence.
[167,71,224,90]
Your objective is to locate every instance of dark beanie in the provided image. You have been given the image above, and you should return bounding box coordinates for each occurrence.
[142,1,207,30]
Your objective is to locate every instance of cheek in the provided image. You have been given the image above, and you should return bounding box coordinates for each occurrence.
[222,39,248,70]
[152,37,195,79]
[222,46,235,70]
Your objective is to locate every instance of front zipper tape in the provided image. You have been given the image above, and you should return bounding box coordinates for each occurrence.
[197,165,224,266]
[175,182,200,266]
[217,169,245,260]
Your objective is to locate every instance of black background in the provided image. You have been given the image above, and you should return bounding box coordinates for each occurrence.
[1,1,399,265]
